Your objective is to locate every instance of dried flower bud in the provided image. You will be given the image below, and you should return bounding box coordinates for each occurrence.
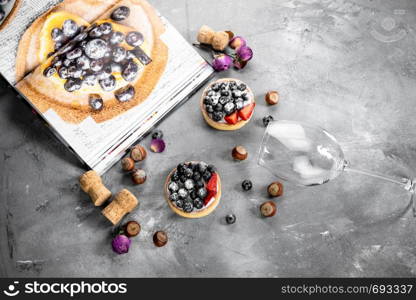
[236,46,253,62]
[234,60,248,70]
[229,36,246,49]
[212,54,233,71]
[150,138,166,153]
[112,234,131,254]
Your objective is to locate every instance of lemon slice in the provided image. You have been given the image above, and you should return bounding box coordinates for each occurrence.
[39,12,90,62]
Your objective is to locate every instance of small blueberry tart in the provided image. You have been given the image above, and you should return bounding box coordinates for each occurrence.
[200,78,255,130]
[165,161,221,218]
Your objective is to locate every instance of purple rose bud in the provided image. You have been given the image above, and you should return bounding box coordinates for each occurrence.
[233,59,247,70]
[112,234,131,254]
[150,138,166,153]
[236,46,253,62]
[229,36,247,49]
[212,54,233,71]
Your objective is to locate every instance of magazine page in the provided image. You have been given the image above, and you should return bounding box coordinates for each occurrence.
[0,0,213,173]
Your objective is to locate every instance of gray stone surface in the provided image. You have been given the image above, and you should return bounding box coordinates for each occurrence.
[1,0,416,277]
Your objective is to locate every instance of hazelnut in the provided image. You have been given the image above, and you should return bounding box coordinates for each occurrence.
[132,169,147,185]
[130,145,147,162]
[225,30,235,40]
[232,146,248,161]
[153,231,168,247]
[121,157,135,172]
[265,91,279,105]
[260,201,277,217]
[267,182,283,197]
[124,221,141,237]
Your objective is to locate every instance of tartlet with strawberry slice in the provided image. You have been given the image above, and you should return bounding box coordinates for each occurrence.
[164,161,221,218]
[200,78,255,130]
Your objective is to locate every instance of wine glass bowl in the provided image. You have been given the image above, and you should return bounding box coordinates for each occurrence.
[257,119,416,218]
[258,120,346,186]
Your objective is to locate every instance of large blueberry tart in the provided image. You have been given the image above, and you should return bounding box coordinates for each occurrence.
[165,161,221,218]
[16,0,168,123]
[200,78,255,130]
[0,0,21,31]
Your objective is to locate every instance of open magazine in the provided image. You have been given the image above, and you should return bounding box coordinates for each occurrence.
[0,0,213,174]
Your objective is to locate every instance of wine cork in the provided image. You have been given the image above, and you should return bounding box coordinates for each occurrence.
[212,31,230,51]
[102,189,139,225]
[89,184,112,206]
[79,170,112,206]
[197,25,215,44]
[79,170,101,193]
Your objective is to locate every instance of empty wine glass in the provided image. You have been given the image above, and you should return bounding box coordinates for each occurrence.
[257,120,416,217]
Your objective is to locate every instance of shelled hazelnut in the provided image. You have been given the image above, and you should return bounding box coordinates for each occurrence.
[102,189,139,225]
[265,91,279,105]
[232,146,248,161]
[267,182,283,197]
[153,231,168,247]
[124,221,141,237]
[121,157,135,172]
[130,145,147,162]
[131,169,147,185]
[260,201,277,217]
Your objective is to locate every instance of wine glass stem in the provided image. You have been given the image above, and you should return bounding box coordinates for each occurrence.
[344,167,409,188]
[344,166,416,217]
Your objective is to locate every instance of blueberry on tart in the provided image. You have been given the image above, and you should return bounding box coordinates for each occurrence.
[200,78,255,131]
[165,161,221,218]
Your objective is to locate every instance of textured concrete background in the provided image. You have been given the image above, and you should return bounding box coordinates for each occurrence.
[1,0,416,277]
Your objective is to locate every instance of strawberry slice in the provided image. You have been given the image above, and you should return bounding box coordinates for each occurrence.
[204,173,218,205]
[206,173,218,193]
[238,102,255,121]
[204,190,216,206]
[224,111,238,125]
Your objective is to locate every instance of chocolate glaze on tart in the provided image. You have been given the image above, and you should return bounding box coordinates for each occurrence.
[200,78,255,131]
[164,161,221,218]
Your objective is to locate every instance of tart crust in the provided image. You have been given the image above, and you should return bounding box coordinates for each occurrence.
[15,0,168,124]
[0,0,22,32]
[16,0,123,82]
[200,78,255,131]
[164,165,221,219]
